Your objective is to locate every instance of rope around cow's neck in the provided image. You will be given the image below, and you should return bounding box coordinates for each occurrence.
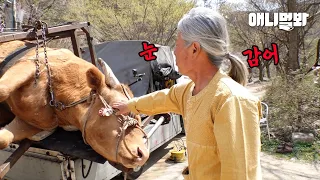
[98,93,148,180]
[97,94,148,161]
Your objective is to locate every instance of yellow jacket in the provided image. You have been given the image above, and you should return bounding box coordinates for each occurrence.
[127,70,262,180]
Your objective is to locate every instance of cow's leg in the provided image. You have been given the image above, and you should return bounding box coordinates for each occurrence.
[0,117,41,149]
[0,61,36,102]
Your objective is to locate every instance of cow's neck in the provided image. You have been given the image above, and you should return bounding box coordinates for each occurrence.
[53,93,92,131]
[48,56,95,130]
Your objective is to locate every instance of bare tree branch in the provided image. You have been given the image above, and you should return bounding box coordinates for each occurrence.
[304,1,320,12]
[299,20,317,47]
[113,11,129,39]
[38,0,56,18]
[249,0,265,11]
[137,0,150,40]
[164,26,177,46]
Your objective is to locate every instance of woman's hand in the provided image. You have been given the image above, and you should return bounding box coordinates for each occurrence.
[111,101,130,115]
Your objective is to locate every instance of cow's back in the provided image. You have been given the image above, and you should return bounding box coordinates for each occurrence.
[0,41,26,63]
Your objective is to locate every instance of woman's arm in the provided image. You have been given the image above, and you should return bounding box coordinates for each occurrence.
[214,95,262,180]
[127,85,182,115]
[112,83,186,116]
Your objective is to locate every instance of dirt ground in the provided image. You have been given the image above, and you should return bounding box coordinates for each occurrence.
[116,134,319,180]
[261,152,319,180]
[246,80,270,99]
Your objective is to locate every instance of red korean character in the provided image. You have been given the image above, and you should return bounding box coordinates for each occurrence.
[242,45,262,68]
[262,43,279,65]
[139,41,159,61]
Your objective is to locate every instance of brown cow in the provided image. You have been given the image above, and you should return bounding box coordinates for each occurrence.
[0,40,149,169]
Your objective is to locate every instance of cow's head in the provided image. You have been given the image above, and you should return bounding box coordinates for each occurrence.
[83,59,149,169]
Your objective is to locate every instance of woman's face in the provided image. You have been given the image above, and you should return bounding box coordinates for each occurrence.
[174,33,194,75]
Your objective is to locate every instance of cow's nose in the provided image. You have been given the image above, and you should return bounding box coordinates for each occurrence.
[137,147,144,158]
[132,146,149,162]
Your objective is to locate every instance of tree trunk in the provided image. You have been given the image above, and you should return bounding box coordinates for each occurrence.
[248,68,253,83]
[259,63,264,81]
[266,63,271,79]
[287,0,300,73]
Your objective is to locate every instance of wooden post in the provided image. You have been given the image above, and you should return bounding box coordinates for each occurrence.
[81,26,97,66]
[70,30,82,58]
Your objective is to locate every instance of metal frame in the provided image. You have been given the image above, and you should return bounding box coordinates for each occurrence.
[260,102,270,141]
[0,22,98,180]
[0,22,97,66]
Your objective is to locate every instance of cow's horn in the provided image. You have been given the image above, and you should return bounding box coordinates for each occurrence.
[98,58,120,87]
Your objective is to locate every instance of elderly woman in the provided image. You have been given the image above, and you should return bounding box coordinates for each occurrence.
[112,7,262,180]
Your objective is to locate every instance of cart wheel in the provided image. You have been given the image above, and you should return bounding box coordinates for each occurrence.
[121,165,144,180]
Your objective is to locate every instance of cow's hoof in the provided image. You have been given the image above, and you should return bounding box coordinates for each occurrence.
[0,85,9,102]
[0,129,13,149]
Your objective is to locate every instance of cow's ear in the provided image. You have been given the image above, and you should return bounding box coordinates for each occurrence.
[86,67,105,91]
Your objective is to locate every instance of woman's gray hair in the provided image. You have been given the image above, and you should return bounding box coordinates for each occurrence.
[177,7,248,86]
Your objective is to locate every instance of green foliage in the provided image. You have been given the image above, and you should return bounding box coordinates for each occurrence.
[261,134,320,163]
[59,0,195,46]
[14,0,194,47]
[262,74,320,136]
[261,136,281,152]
